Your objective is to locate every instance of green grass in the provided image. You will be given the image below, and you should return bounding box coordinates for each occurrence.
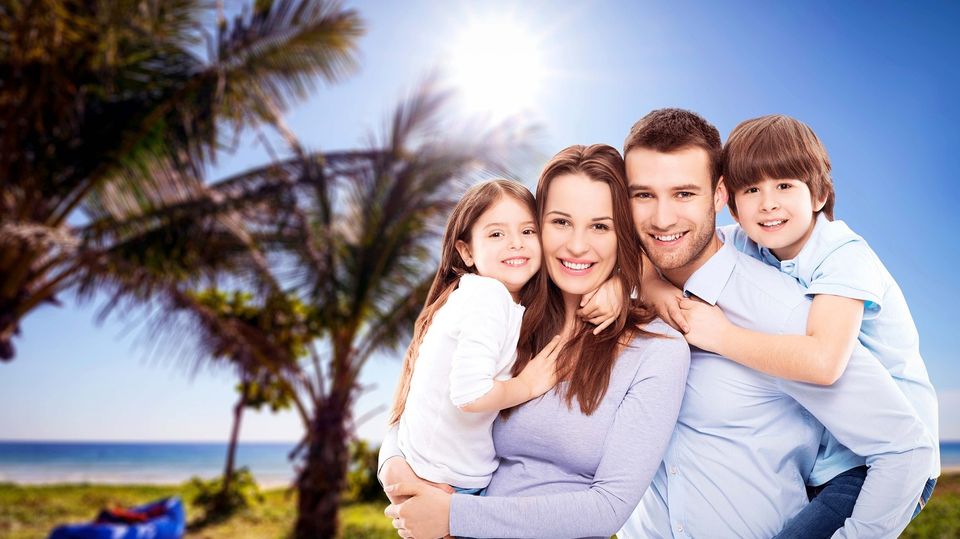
[0,482,395,539]
[2,474,958,538]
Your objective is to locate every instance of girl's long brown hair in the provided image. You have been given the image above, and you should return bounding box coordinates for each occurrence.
[387,179,538,426]
[508,144,659,417]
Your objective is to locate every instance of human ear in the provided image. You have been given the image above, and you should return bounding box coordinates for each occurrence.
[455,240,474,267]
[813,193,828,213]
[714,177,729,213]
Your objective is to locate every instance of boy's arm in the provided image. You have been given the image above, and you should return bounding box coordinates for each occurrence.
[778,306,934,538]
[681,294,863,385]
[459,336,562,413]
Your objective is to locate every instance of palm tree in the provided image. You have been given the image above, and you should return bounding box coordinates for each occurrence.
[160,84,534,537]
[0,0,363,361]
[187,288,297,515]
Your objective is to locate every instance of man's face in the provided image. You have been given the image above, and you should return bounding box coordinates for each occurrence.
[625,146,726,276]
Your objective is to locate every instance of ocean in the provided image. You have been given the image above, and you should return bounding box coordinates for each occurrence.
[0,441,298,487]
[1,440,959,486]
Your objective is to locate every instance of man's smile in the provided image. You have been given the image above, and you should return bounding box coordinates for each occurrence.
[650,231,688,245]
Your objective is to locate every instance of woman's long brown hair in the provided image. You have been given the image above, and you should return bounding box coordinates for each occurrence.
[387,179,538,426]
[507,144,659,417]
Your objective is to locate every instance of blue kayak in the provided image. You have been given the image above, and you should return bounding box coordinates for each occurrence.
[48,496,186,539]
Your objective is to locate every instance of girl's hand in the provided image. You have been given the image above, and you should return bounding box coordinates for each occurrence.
[642,276,688,333]
[384,482,452,539]
[678,298,730,352]
[518,335,563,399]
[578,275,623,335]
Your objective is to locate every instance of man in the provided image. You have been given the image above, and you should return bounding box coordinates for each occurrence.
[617,108,934,538]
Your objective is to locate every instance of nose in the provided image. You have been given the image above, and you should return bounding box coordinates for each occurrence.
[761,191,780,212]
[508,234,523,250]
[565,227,589,257]
[652,200,679,230]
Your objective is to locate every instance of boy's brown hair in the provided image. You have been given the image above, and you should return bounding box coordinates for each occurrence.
[722,114,836,219]
[623,108,723,190]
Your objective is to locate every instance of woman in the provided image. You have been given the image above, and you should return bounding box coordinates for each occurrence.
[380,144,690,539]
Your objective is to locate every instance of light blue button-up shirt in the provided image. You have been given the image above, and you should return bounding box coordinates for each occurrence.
[620,234,934,539]
[723,216,940,482]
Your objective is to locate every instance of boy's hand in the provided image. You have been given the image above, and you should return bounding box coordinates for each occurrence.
[518,335,563,399]
[642,276,688,333]
[578,276,622,335]
[678,298,730,352]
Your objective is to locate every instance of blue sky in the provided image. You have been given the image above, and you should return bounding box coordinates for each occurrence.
[2,0,958,444]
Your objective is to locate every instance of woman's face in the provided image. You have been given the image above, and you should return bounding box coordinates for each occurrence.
[540,172,618,301]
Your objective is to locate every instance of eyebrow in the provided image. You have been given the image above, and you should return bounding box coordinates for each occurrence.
[483,221,536,228]
[629,183,703,192]
[545,210,613,222]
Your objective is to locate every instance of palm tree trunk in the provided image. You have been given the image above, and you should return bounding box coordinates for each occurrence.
[219,381,248,505]
[294,402,350,539]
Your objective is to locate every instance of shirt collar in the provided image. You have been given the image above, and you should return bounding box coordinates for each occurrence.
[757,212,831,280]
[682,239,738,306]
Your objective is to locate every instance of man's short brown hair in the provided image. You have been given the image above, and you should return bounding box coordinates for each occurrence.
[722,114,835,219]
[623,108,723,189]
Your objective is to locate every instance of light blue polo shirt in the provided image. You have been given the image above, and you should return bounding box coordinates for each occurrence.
[721,214,940,482]
[621,235,933,539]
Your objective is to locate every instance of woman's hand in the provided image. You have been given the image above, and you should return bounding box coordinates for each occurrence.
[578,275,623,335]
[380,457,453,504]
[384,482,452,539]
[642,275,688,333]
[678,297,731,352]
[517,335,563,399]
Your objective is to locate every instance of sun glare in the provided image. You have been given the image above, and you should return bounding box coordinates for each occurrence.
[446,19,546,117]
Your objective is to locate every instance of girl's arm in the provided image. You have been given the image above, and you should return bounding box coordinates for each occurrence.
[680,294,864,385]
[459,336,562,413]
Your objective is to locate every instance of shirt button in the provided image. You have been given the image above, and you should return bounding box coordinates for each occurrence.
[669,466,679,475]
[676,524,684,533]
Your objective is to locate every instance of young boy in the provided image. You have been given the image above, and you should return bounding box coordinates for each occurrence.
[643,114,939,538]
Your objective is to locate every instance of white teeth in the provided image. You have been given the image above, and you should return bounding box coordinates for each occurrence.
[503,258,527,266]
[761,220,785,227]
[654,233,683,241]
[561,260,592,270]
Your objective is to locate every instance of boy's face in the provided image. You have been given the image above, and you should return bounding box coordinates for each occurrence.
[731,177,827,261]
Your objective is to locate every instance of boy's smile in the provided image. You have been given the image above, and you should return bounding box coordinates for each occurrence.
[733,177,827,261]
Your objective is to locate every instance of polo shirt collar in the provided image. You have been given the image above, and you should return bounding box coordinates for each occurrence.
[682,239,737,306]
[757,212,831,281]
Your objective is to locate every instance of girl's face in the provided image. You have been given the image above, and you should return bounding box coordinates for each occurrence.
[455,195,541,300]
[540,172,618,301]
[732,177,826,261]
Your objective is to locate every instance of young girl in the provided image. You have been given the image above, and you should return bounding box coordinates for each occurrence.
[386,179,563,496]
[645,114,939,538]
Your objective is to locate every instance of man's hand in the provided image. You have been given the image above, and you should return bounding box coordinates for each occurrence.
[384,482,452,539]
[678,297,731,352]
[642,275,688,333]
[578,275,623,335]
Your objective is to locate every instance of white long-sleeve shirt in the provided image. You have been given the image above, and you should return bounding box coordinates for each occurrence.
[397,273,525,488]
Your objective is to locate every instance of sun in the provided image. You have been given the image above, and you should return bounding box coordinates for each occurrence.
[445,18,546,117]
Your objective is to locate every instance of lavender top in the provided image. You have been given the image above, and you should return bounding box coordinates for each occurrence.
[379,319,690,539]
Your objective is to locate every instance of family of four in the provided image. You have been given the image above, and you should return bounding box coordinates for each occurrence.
[376,109,940,539]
